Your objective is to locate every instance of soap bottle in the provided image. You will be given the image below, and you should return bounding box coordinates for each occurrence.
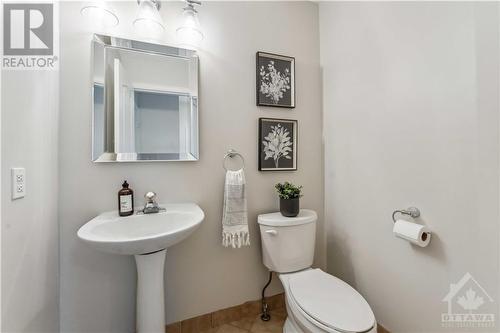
[118,181,134,216]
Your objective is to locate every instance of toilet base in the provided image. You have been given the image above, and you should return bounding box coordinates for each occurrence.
[284,314,377,333]
[283,318,299,333]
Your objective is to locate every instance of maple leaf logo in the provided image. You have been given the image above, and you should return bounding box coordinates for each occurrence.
[457,289,484,312]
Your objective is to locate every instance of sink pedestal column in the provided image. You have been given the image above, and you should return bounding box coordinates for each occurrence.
[135,249,166,333]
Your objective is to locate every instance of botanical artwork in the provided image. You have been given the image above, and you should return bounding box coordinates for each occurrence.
[263,123,292,167]
[256,52,295,108]
[259,118,297,171]
[259,61,290,104]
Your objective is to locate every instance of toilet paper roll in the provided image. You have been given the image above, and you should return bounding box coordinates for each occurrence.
[393,219,431,247]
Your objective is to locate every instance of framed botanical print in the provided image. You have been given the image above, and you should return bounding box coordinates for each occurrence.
[256,52,295,108]
[259,118,297,171]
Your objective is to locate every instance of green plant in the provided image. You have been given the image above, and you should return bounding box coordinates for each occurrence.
[275,182,303,200]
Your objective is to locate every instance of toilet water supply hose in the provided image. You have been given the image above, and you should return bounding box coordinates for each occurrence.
[261,271,273,321]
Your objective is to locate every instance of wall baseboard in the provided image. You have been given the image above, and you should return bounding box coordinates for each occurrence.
[378,324,391,333]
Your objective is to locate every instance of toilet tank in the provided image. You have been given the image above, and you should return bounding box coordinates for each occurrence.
[258,210,317,273]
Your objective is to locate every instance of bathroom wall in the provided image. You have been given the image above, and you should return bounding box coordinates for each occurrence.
[320,2,499,332]
[59,2,324,332]
[1,72,60,330]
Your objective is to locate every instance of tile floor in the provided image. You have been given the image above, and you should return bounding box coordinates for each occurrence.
[207,309,390,333]
[206,308,286,333]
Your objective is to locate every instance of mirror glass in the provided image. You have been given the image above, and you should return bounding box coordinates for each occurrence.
[92,34,199,162]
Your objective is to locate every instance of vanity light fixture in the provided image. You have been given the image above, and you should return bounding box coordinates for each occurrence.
[176,0,204,47]
[133,0,165,35]
[80,0,119,28]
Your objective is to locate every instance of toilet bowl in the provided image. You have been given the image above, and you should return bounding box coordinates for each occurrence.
[258,210,376,333]
[280,269,376,333]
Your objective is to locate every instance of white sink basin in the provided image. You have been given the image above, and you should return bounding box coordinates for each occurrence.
[78,203,204,255]
[77,203,204,333]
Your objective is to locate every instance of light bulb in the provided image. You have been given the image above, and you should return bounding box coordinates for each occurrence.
[81,1,119,28]
[133,0,165,36]
[176,5,204,47]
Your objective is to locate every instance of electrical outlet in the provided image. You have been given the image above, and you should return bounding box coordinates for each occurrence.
[11,168,26,199]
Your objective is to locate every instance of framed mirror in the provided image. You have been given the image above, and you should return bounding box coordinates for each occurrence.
[92,34,199,162]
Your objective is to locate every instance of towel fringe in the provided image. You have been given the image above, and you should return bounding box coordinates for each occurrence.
[222,230,250,248]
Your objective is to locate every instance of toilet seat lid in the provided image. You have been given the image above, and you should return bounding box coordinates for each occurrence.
[289,269,375,333]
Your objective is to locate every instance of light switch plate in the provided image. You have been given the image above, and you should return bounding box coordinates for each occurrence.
[11,168,26,200]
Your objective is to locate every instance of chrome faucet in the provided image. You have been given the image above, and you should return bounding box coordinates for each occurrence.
[141,192,164,214]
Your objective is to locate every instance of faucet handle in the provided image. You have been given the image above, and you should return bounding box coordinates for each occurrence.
[141,191,164,214]
[144,191,157,203]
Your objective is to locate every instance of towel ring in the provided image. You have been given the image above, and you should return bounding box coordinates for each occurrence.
[223,149,245,171]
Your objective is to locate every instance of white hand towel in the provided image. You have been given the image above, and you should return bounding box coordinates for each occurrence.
[222,169,250,248]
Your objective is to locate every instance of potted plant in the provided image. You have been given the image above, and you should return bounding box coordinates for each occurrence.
[275,182,303,217]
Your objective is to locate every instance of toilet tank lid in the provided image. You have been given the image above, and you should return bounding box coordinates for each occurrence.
[258,209,317,227]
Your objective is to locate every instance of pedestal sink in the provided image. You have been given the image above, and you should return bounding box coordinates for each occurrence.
[77,203,204,333]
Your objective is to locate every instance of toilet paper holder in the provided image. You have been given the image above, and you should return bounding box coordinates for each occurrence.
[392,207,420,223]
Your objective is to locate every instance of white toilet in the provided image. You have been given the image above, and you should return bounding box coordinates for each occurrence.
[258,209,377,333]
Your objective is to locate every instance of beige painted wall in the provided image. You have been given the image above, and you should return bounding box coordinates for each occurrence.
[1,71,59,331]
[320,2,499,332]
[59,2,324,332]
